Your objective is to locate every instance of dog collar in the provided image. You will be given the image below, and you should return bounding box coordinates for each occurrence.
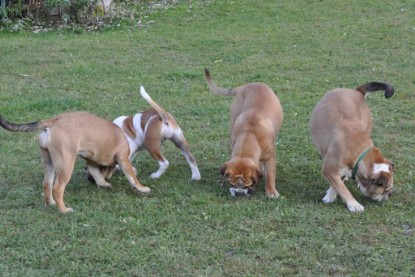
[351,147,372,180]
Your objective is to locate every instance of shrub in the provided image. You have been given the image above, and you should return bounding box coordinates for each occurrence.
[0,0,179,32]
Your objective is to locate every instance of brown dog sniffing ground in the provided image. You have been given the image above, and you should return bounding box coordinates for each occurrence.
[0,112,150,213]
[205,68,283,197]
[310,82,394,212]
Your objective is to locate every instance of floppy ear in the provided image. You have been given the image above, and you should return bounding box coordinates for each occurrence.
[220,163,228,176]
[386,160,395,172]
[251,167,263,185]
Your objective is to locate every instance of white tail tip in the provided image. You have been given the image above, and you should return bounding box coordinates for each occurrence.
[140,86,151,101]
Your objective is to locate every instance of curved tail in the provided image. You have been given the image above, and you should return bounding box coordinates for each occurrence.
[204,68,236,96]
[0,116,52,132]
[356,82,394,99]
[140,86,167,122]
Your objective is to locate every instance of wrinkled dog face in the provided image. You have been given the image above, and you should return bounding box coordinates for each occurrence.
[220,159,262,191]
[357,162,394,201]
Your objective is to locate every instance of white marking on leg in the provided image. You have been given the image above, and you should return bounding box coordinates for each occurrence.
[347,201,365,212]
[180,149,201,180]
[322,186,338,203]
[190,164,201,180]
[150,160,169,178]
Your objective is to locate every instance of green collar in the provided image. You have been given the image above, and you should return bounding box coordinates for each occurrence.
[351,147,372,179]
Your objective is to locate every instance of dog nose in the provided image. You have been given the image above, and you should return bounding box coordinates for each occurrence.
[237,178,244,188]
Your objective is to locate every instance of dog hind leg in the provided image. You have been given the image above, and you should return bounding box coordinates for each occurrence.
[40,148,56,206]
[145,140,169,178]
[171,135,201,180]
[150,159,169,179]
[52,152,76,213]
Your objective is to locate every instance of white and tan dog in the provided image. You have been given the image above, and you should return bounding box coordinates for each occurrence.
[112,86,201,180]
[0,111,150,213]
[310,82,395,212]
[205,69,283,197]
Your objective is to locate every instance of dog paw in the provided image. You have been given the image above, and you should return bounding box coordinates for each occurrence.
[97,181,112,188]
[322,187,337,203]
[43,196,56,206]
[59,207,74,213]
[137,186,151,193]
[149,172,161,179]
[347,202,365,212]
[191,173,201,180]
[266,190,280,198]
[322,194,336,203]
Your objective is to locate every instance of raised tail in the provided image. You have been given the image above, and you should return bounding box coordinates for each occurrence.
[0,116,52,132]
[204,68,236,96]
[140,86,167,122]
[356,82,394,99]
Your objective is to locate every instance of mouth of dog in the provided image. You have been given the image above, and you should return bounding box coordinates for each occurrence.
[221,175,255,197]
[229,187,253,197]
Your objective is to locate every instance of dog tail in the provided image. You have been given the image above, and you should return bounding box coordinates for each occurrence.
[204,68,236,96]
[0,116,54,132]
[356,82,394,99]
[140,86,167,122]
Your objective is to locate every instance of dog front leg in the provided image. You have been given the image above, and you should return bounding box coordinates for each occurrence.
[87,163,112,188]
[322,170,364,212]
[264,157,279,198]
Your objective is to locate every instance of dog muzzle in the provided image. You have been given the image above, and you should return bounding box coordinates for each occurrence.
[229,187,252,197]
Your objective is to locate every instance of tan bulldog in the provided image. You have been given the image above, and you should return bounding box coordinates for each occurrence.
[205,68,283,197]
[0,111,150,213]
[310,82,395,212]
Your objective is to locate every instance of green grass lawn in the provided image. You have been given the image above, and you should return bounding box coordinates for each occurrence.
[0,0,414,275]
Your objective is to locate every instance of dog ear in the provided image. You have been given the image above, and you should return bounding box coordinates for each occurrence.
[220,163,228,176]
[251,168,263,185]
[386,160,395,172]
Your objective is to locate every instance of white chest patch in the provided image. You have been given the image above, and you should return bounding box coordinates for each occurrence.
[373,163,390,174]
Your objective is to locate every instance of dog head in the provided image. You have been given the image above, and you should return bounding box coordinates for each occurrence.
[220,158,262,192]
[356,148,394,202]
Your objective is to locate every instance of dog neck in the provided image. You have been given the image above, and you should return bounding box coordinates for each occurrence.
[351,147,372,179]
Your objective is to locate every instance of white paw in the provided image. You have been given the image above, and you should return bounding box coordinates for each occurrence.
[60,207,74,213]
[347,202,365,212]
[97,181,112,188]
[138,186,151,193]
[322,187,337,203]
[49,198,56,205]
[191,172,201,180]
[149,172,162,179]
[266,190,280,198]
[322,194,336,203]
